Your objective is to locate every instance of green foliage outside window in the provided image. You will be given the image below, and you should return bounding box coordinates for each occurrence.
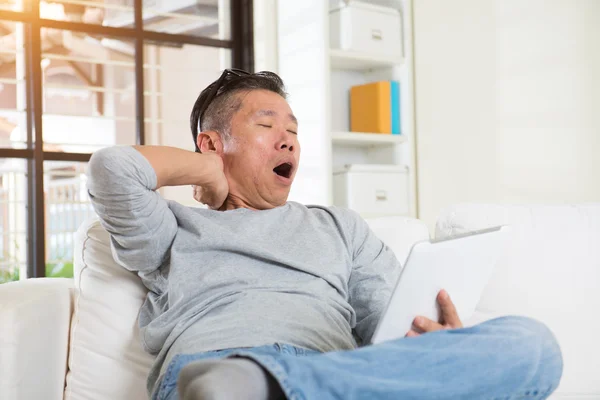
[0,261,74,284]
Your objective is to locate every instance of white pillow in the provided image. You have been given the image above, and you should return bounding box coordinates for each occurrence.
[65,218,153,400]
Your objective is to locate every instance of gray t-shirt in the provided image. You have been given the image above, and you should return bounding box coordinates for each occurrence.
[86,146,402,396]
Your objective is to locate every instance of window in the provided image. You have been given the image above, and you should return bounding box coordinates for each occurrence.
[0,0,253,283]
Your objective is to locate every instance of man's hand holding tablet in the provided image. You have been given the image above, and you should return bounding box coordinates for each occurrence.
[406,289,463,337]
[370,226,510,345]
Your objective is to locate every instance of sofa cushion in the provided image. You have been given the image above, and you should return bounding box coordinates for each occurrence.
[436,204,600,399]
[65,218,154,400]
[0,278,73,400]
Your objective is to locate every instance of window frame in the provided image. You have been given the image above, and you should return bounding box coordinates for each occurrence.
[0,0,254,278]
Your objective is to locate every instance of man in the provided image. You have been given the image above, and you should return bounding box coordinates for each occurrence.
[87,70,563,400]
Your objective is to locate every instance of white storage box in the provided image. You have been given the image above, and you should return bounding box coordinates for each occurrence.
[329,1,402,60]
[333,164,409,217]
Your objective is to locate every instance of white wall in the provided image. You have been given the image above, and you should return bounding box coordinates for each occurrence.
[414,0,600,230]
[254,0,278,72]
[495,1,600,203]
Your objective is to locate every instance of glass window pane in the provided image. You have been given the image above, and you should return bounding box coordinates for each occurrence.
[143,0,230,40]
[44,161,95,279]
[0,1,23,12]
[144,44,230,149]
[0,21,27,149]
[40,1,134,28]
[0,158,27,284]
[41,29,136,152]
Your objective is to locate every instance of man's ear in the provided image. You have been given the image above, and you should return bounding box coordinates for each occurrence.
[197,131,224,154]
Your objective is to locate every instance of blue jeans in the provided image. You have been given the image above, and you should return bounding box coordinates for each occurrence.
[155,316,563,400]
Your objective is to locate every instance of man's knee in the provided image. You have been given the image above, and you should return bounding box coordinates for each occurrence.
[480,316,563,388]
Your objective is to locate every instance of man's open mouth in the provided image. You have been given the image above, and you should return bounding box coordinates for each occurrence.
[273,162,293,179]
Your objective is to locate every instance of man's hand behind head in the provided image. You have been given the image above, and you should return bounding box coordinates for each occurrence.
[192,152,229,210]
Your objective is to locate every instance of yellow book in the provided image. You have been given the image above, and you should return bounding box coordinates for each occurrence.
[350,81,392,134]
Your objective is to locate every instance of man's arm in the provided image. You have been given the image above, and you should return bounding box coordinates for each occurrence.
[133,146,227,205]
[345,210,403,344]
[86,145,225,276]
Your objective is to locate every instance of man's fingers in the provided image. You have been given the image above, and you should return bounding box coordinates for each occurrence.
[413,316,443,332]
[438,290,462,328]
[409,292,463,336]
[405,330,420,338]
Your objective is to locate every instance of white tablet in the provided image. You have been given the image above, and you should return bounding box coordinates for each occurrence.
[370,226,511,344]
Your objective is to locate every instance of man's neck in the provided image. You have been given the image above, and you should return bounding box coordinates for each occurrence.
[220,195,257,211]
[219,193,283,211]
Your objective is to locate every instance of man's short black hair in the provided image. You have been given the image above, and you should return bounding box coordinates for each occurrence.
[190,70,287,151]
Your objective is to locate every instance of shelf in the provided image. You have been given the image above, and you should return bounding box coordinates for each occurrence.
[332,131,407,147]
[330,49,403,71]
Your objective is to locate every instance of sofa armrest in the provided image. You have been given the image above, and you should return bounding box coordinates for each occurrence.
[0,278,74,400]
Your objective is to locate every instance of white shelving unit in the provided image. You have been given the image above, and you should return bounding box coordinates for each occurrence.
[276,0,416,215]
[329,49,402,71]
[328,0,417,218]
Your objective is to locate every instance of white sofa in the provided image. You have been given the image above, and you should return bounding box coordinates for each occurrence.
[1,204,599,399]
